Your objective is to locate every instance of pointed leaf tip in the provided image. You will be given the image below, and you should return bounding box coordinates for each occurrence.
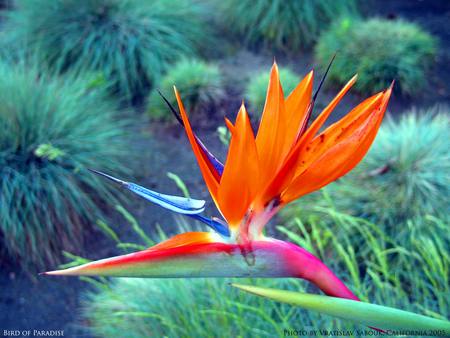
[231,284,450,333]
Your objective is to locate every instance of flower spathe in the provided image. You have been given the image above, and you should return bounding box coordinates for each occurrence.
[44,63,392,303]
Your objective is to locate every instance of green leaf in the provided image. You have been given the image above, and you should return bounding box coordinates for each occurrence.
[167,172,190,198]
[34,143,65,161]
[231,284,450,333]
[217,126,231,146]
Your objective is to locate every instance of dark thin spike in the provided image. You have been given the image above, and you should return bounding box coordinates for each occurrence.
[297,53,337,139]
[313,52,337,102]
[297,101,314,139]
[88,168,126,185]
[157,90,224,176]
[157,89,184,126]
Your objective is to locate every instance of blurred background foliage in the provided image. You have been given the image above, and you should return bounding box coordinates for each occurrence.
[315,17,437,95]
[1,0,211,103]
[147,59,225,122]
[217,0,358,52]
[0,61,129,269]
[245,67,300,116]
[0,0,448,337]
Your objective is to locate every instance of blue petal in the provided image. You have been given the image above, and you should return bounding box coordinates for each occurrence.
[191,214,230,237]
[90,169,230,237]
[156,90,224,176]
[89,169,205,215]
[126,183,205,215]
[195,136,224,176]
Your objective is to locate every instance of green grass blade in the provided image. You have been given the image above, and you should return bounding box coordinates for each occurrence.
[167,172,190,198]
[231,284,450,333]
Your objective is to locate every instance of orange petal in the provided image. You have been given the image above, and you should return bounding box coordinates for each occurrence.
[281,70,314,156]
[299,75,358,146]
[224,117,235,135]
[281,86,392,204]
[174,87,220,203]
[149,232,215,251]
[218,104,259,227]
[331,85,392,178]
[294,92,384,177]
[255,76,357,205]
[255,63,287,182]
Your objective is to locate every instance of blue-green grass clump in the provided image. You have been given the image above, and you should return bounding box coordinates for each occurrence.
[245,67,299,116]
[315,18,437,95]
[0,62,129,269]
[219,0,357,51]
[348,111,449,225]
[147,59,225,121]
[2,0,209,102]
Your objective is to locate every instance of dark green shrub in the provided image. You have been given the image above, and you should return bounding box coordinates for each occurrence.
[0,62,129,269]
[282,110,449,232]
[219,0,357,51]
[315,18,437,95]
[147,59,225,121]
[79,208,448,337]
[2,0,209,102]
[245,67,299,116]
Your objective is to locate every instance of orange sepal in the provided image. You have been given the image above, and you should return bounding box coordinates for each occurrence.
[293,92,384,178]
[282,70,314,153]
[149,232,215,251]
[255,76,358,206]
[224,117,235,135]
[218,104,259,227]
[299,75,358,147]
[281,86,392,203]
[174,87,220,203]
[255,63,287,182]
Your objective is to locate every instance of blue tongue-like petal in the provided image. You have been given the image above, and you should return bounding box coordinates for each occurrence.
[89,169,205,215]
[126,183,205,214]
[191,214,230,237]
[89,169,231,237]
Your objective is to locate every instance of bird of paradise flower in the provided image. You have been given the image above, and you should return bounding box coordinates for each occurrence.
[44,62,392,302]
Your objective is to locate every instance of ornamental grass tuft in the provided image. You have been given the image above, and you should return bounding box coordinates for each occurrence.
[218,0,357,51]
[0,62,129,269]
[315,18,437,95]
[147,59,225,121]
[2,0,210,102]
